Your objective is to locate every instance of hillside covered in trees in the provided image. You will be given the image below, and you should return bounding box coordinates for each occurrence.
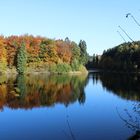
[0,35,88,74]
[88,41,140,73]
[99,41,140,72]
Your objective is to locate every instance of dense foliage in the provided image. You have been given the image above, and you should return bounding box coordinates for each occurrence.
[0,35,88,74]
[17,43,27,74]
[88,41,140,72]
[86,54,100,70]
[99,41,140,72]
[0,37,7,73]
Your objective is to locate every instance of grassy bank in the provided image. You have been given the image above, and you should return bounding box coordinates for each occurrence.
[4,64,88,75]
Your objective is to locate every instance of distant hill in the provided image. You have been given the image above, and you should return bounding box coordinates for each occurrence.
[99,41,140,72]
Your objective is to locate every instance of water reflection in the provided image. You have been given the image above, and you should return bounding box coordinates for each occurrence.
[116,103,140,140]
[0,74,88,110]
[90,72,140,139]
[91,73,140,101]
[0,73,140,139]
[0,73,140,111]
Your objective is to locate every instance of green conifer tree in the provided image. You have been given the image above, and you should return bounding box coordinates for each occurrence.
[17,42,27,74]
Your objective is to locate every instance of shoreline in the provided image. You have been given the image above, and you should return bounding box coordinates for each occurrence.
[2,68,140,76]
[1,68,88,76]
[88,69,140,75]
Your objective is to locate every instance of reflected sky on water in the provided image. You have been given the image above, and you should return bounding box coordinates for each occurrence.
[0,73,139,140]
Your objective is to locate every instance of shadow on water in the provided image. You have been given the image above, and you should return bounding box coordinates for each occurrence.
[90,72,140,140]
[91,72,140,101]
[1,72,140,139]
[0,74,88,110]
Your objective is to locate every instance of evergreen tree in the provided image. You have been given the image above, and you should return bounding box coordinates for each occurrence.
[71,41,81,61]
[65,37,71,44]
[39,40,47,61]
[92,54,96,66]
[79,40,88,65]
[17,42,27,74]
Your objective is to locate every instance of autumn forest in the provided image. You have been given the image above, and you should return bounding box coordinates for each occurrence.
[0,35,88,74]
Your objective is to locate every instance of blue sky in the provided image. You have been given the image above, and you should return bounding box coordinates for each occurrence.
[0,0,139,55]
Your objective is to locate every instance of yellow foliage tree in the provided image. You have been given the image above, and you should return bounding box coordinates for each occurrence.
[0,36,7,73]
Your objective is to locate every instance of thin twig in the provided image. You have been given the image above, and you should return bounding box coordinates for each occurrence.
[117,31,127,42]
[116,107,139,131]
[66,115,76,140]
[118,26,134,42]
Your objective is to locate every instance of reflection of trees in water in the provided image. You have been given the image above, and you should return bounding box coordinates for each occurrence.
[91,72,140,139]
[0,74,88,110]
[92,73,140,101]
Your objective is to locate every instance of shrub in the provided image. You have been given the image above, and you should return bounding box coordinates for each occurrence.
[71,59,80,71]
[56,63,71,73]
[79,65,87,73]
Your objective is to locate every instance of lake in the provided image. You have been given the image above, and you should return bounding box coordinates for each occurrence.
[0,72,140,140]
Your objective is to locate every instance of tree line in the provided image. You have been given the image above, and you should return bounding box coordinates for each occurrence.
[0,35,88,74]
[87,41,140,72]
[99,41,140,72]
[86,12,140,72]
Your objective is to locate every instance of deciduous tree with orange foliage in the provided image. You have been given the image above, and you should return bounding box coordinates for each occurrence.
[0,35,88,74]
[0,36,7,73]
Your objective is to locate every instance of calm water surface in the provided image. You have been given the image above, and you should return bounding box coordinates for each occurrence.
[0,73,140,140]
